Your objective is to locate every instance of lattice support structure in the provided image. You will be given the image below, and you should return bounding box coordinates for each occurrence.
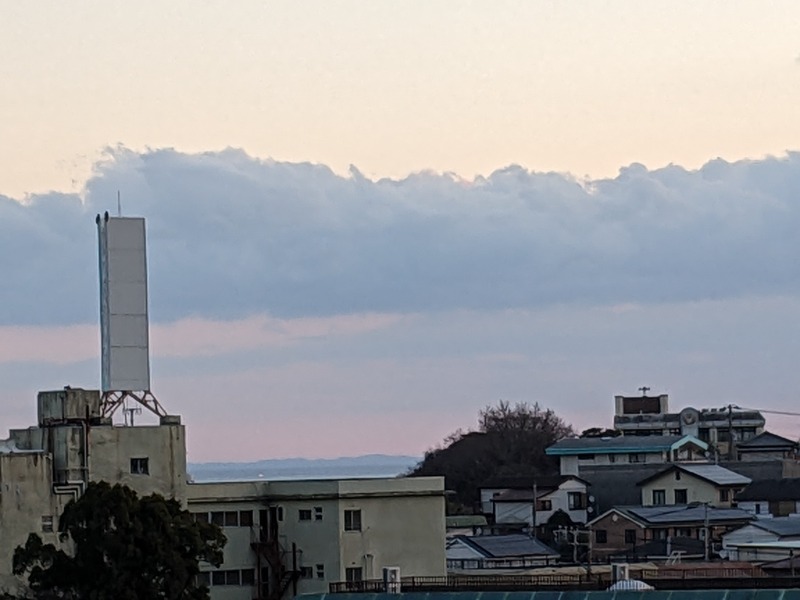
[100,391,167,419]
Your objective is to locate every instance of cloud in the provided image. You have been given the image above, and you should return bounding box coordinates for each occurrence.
[3,147,800,326]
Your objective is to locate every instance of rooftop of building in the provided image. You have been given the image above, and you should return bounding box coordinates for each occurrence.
[592,504,754,527]
[450,534,559,558]
[738,431,798,449]
[637,463,751,487]
[546,434,706,456]
[749,517,800,538]
[480,475,589,490]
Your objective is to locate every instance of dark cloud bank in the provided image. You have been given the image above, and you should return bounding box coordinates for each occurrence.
[3,148,800,326]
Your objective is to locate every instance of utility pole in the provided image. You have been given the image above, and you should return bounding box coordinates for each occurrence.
[530,482,538,539]
[727,404,735,461]
[703,502,710,561]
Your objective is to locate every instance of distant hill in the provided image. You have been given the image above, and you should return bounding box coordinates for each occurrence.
[188,454,420,482]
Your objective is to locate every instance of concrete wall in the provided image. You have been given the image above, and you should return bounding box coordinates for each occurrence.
[0,453,69,596]
[89,422,187,500]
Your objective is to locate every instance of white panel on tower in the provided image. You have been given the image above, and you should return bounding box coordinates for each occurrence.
[97,213,151,392]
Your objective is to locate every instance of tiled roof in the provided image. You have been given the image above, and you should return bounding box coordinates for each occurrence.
[637,463,751,487]
[456,534,559,558]
[546,435,688,455]
[595,504,754,527]
[737,478,800,501]
[480,475,584,489]
[737,431,798,449]
[752,517,800,537]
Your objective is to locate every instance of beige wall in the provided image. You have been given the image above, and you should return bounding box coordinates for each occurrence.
[89,422,187,500]
[640,471,743,507]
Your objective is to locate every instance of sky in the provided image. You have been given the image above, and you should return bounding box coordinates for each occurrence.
[2,1,800,462]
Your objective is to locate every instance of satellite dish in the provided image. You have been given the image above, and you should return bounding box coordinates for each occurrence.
[589,495,596,503]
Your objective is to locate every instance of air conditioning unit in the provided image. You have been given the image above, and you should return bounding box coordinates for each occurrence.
[611,563,630,583]
[382,567,401,593]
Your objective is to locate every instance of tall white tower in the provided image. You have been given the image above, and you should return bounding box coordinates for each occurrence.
[96,211,165,418]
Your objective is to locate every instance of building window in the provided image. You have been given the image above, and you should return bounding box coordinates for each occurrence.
[652,489,666,505]
[240,510,253,527]
[197,572,211,587]
[210,512,224,526]
[241,569,255,586]
[624,529,636,544]
[538,499,552,511]
[674,489,688,504]
[653,529,668,540]
[755,503,761,515]
[314,506,323,521]
[41,516,54,533]
[194,512,210,524]
[568,492,585,510]
[344,509,362,531]
[212,571,226,586]
[226,571,241,586]
[130,457,149,475]
[595,529,608,544]
[629,453,646,463]
[316,564,325,579]
[346,567,363,582]
[224,511,239,527]
[577,454,595,462]
[668,428,681,435]
[300,567,313,579]
[609,454,616,463]
[676,527,692,537]
[719,489,730,502]
[299,509,312,521]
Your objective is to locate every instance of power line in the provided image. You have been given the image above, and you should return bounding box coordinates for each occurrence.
[739,406,800,418]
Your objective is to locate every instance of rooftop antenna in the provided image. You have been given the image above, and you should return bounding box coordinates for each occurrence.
[117,190,122,216]
[639,386,651,396]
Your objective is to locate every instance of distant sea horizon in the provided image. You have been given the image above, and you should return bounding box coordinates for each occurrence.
[188,454,421,482]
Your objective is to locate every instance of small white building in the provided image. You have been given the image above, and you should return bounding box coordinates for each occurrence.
[480,475,590,527]
[637,463,751,508]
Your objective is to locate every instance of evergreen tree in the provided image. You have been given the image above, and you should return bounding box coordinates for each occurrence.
[13,482,226,600]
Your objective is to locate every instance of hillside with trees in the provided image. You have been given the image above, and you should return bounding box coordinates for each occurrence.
[408,401,574,511]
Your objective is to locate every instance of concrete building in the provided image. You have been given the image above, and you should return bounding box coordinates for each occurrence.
[636,464,751,508]
[545,435,708,477]
[736,432,799,462]
[613,394,765,459]
[0,388,446,599]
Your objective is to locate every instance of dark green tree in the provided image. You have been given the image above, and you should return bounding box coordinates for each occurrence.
[13,482,226,600]
[408,401,574,510]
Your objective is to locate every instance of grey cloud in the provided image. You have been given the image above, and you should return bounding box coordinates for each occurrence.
[3,148,800,325]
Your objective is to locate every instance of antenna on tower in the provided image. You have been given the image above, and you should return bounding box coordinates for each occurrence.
[117,190,122,216]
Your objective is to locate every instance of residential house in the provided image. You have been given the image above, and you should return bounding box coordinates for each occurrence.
[637,464,751,508]
[446,534,559,571]
[736,478,800,517]
[479,476,590,527]
[736,432,799,462]
[588,505,753,559]
[545,435,708,477]
[722,517,800,561]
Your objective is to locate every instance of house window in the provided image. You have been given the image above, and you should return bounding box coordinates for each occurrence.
[224,511,239,527]
[624,529,636,544]
[194,512,209,524]
[676,527,692,537]
[299,509,312,521]
[212,571,226,586]
[226,571,241,586]
[755,503,761,515]
[344,509,362,532]
[653,529,668,540]
[538,499,552,511]
[595,529,608,544]
[577,454,595,462]
[300,567,313,579]
[239,510,253,527]
[41,516,54,533]
[609,454,616,463]
[314,506,323,521]
[316,564,325,579]
[241,569,255,586]
[719,489,730,502]
[196,572,211,587]
[567,492,585,510]
[674,489,688,504]
[210,512,224,526]
[346,567,363,582]
[130,457,149,475]
[629,453,646,463]
[652,489,666,505]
